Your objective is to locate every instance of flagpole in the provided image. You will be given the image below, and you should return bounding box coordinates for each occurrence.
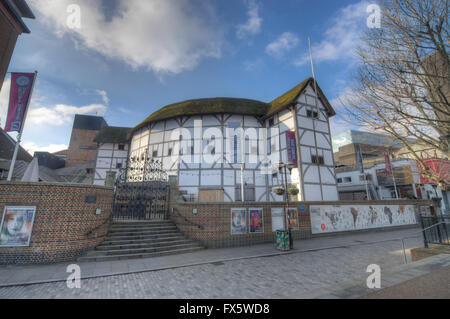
[308,36,325,200]
[391,156,399,199]
[7,71,37,182]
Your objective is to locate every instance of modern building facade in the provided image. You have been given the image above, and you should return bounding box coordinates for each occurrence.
[332,130,404,167]
[336,158,450,213]
[0,0,34,91]
[129,78,339,202]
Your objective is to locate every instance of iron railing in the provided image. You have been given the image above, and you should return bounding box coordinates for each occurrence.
[112,157,169,220]
[420,215,450,247]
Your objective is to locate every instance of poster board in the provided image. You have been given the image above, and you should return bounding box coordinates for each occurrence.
[231,208,247,235]
[0,206,36,247]
[249,208,264,233]
[271,207,284,232]
[287,207,299,230]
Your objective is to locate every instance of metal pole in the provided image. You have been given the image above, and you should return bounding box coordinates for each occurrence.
[308,36,324,200]
[7,132,21,181]
[240,127,244,202]
[391,162,399,199]
[284,165,288,203]
[241,163,244,202]
[7,71,37,182]
[401,239,408,264]
[419,214,428,248]
[364,173,371,200]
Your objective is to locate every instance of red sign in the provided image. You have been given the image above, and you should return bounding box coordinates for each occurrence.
[286,131,298,168]
[5,73,36,133]
[384,151,392,178]
[418,158,450,185]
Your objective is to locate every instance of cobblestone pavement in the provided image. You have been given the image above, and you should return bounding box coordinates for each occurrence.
[0,235,422,299]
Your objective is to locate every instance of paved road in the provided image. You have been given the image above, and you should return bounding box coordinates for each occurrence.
[363,266,450,299]
[0,229,423,299]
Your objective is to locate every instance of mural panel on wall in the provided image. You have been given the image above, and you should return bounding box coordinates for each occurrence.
[231,208,247,235]
[310,205,417,234]
[0,206,36,247]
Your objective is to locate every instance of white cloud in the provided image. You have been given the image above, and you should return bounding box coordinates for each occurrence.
[243,58,264,71]
[118,107,131,114]
[236,0,262,39]
[0,78,107,127]
[27,103,107,126]
[329,86,361,137]
[96,90,109,105]
[29,0,223,74]
[266,32,299,58]
[22,142,68,156]
[295,1,369,66]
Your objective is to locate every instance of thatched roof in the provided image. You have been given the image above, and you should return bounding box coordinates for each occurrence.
[94,126,131,144]
[133,78,335,133]
[267,77,335,118]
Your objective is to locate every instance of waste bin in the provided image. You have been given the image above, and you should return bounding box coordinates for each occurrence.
[276,230,291,251]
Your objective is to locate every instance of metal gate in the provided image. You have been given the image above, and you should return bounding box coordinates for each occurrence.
[113,158,169,220]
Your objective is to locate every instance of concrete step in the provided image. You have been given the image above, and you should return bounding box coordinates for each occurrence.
[110,220,173,226]
[86,243,202,257]
[107,227,179,236]
[78,247,205,262]
[109,223,176,230]
[110,220,174,226]
[80,218,204,262]
[104,230,182,240]
[95,239,194,251]
[108,226,178,236]
[101,235,186,246]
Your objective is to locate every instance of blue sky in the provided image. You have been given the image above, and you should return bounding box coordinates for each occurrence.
[0,0,369,154]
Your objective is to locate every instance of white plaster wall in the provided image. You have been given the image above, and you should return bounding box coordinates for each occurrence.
[128,82,339,203]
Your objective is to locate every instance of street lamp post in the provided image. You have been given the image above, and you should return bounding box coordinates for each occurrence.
[277,160,295,248]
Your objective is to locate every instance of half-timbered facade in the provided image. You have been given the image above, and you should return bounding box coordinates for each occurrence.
[129,78,339,202]
[93,126,131,186]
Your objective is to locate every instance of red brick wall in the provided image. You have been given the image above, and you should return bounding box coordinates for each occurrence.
[170,202,312,248]
[66,129,100,167]
[0,182,113,265]
[169,191,435,249]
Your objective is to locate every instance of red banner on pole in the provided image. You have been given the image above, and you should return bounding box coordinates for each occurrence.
[5,73,36,133]
[385,151,392,178]
[286,131,298,168]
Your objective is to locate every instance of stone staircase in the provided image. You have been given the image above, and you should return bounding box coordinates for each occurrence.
[78,220,204,262]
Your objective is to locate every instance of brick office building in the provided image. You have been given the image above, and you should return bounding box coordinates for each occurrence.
[0,0,34,91]
[66,115,108,167]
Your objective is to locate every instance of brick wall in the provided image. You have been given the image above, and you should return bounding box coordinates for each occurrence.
[66,129,100,167]
[169,186,435,248]
[170,201,312,249]
[0,182,113,265]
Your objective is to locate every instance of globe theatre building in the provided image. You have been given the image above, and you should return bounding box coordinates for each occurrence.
[128,78,338,202]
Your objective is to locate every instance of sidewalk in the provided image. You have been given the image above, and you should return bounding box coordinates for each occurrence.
[310,254,450,299]
[0,227,423,288]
